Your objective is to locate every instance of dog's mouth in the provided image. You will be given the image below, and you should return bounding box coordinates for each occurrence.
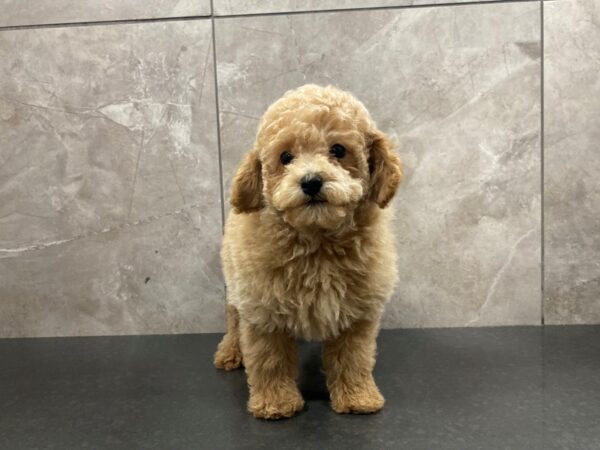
[306,197,327,206]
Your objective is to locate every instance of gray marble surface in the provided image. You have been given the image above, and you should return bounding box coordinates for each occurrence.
[0,1,211,27]
[216,3,542,328]
[212,0,498,15]
[544,0,600,325]
[0,21,224,337]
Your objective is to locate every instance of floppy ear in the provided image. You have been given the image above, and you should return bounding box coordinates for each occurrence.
[368,130,403,208]
[230,148,264,213]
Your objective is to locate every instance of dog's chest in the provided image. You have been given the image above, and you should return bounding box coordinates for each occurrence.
[256,244,378,340]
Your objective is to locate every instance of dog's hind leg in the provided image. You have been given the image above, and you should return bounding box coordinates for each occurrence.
[214,304,243,370]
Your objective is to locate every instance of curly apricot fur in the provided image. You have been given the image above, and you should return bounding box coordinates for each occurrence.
[214,85,402,419]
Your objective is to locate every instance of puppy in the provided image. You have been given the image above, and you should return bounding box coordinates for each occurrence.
[214,84,402,419]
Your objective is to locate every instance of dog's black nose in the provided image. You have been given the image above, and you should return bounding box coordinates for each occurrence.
[301,174,323,197]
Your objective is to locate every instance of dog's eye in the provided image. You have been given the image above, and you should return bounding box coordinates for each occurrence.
[330,144,346,159]
[280,151,294,166]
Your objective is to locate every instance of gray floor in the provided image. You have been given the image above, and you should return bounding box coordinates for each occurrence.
[1,327,599,450]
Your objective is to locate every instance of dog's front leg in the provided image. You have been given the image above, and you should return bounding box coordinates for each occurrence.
[240,322,304,419]
[322,319,385,414]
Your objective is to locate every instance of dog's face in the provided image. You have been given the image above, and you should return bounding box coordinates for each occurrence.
[230,85,402,230]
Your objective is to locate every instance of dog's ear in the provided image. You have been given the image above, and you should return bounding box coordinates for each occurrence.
[230,148,264,214]
[368,130,403,208]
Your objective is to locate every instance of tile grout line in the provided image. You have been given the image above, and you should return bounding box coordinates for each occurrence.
[213,0,538,18]
[209,0,226,234]
[0,0,540,31]
[210,0,229,321]
[0,15,210,31]
[540,0,545,326]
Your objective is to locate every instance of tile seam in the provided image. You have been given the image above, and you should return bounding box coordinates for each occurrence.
[210,0,226,233]
[540,0,546,326]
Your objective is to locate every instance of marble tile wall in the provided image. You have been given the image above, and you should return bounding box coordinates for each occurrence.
[0,0,597,336]
[544,0,600,325]
[0,21,224,337]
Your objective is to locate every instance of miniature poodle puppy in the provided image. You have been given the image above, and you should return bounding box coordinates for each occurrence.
[214,84,402,419]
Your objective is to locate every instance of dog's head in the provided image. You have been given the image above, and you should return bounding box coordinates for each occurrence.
[230,85,402,230]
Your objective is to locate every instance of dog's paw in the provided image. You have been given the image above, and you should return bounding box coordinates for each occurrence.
[214,349,242,371]
[214,337,243,371]
[330,379,385,414]
[248,386,305,420]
